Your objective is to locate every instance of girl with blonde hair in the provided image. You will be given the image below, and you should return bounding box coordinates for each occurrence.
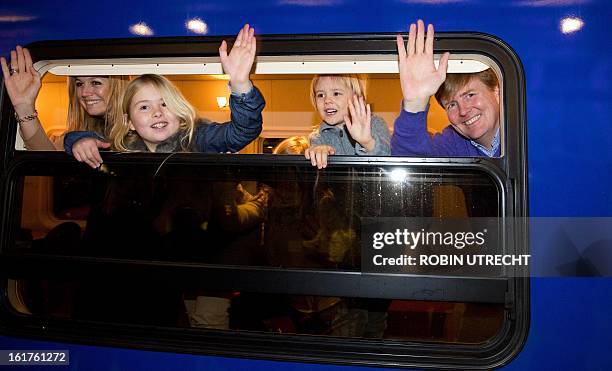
[64,24,265,168]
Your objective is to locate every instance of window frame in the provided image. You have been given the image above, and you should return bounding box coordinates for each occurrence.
[0,32,528,369]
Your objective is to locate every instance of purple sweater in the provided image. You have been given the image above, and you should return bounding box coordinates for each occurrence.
[391,109,500,157]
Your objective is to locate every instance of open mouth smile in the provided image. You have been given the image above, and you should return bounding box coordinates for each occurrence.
[151,121,168,129]
[83,99,103,106]
[463,114,481,126]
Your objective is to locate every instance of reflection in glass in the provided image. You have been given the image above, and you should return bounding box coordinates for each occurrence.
[9,163,503,342]
[14,165,500,267]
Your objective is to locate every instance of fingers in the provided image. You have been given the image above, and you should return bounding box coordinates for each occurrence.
[346,98,355,129]
[81,143,101,168]
[306,148,319,167]
[305,146,334,169]
[74,148,98,169]
[416,19,425,55]
[346,95,370,135]
[351,95,360,116]
[234,24,254,52]
[241,24,254,53]
[425,23,434,55]
[396,34,407,62]
[438,52,450,78]
[355,95,366,116]
[407,23,416,57]
[219,40,229,67]
[0,57,9,79]
[10,50,17,71]
[16,45,26,75]
[87,145,103,166]
[235,24,246,47]
[73,139,108,169]
[97,140,111,149]
[351,94,367,117]
[344,115,352,131]
[248,26,256,53]
[23,47,33,73]
[315,149,328,169]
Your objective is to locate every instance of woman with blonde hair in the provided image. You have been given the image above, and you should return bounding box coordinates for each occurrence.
[66,76,128,137]
[1,46,128,150]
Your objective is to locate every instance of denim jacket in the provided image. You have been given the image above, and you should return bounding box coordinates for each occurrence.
[64,86,265,154]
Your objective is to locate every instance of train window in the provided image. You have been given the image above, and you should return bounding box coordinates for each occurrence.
[19,55,501,156]
[0,34,527,369]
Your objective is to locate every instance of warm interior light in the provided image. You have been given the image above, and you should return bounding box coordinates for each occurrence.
[129,22,154,36]
[45,55,493,76]
[216,96,228,108]
[186,18,208,34]
[560,16,584,34]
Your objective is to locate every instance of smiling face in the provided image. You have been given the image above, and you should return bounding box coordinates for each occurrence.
[442,78,500,149]
[74,77,111,117]
[313,76,351,126]
[127,83,181,152]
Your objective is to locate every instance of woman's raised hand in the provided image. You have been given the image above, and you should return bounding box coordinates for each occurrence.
[396,20,449,112]
[1,46,41,114]
[219,24,256,94]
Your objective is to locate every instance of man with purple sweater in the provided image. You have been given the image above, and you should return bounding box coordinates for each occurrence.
[391,20,501,157]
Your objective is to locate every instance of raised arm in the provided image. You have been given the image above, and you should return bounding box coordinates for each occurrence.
[196,25,264,154]
[397,20,449,113]
[219,24,256,95]
[1,46,55,150]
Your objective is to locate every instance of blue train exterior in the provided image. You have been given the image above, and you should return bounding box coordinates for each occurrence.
[0,0,611,369]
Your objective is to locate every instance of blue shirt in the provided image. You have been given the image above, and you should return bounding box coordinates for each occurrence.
[391,107,501,158]
[470,128,500,158]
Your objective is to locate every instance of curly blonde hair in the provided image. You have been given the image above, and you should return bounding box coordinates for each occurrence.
[272,136,309,155]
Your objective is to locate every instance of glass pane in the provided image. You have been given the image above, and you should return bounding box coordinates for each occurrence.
[8,278,503,344]
[11,163,501,269]
[6,162,505,343]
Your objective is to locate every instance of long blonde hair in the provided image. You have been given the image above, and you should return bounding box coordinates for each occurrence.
[66,76,128,136]
[110,74,196,152]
